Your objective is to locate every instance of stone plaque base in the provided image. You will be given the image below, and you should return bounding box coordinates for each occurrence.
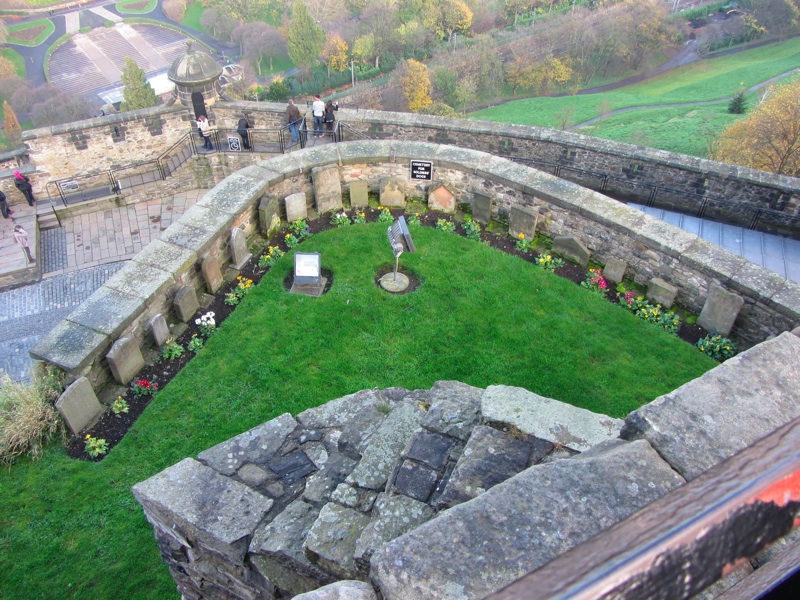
[290,277,328,298]
[379,272,409,293]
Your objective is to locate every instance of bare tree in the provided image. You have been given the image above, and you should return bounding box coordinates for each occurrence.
[233,22,286,75]
[200,7,239,41]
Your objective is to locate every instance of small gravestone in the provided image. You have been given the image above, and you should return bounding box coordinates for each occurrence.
[552,235,591,267]
[173,286,199,323]
[509,205,539,240]
[697,285,744,336]
[647,277,678,309]
[106,336,145,385]
[428,184,455,213]
[312,166,343,214]
[286,192,308,223]
[259,196,281,237]
[201,255,224,293]
[56,377,103,435]
[603,257,627,285]
[230,227,252,270]
[379,178,405,208]
[290,252,327,298]
[148,313,169,348]
[472,193,492,224]
[349,181,369,209]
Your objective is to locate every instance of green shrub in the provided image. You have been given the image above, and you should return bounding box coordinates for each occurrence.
[0,374,63,466]
[696,334,736,361]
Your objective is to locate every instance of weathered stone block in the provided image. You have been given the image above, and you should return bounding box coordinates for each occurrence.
[173,285,199,323]
[286,192,308,223]
[313,166,343,214]
[379,178,405,208]
[421,380,483,441]
[303,502,371,580]
[472,192,492,224]
[349,181,369,209]
[402,430,456,470]
[106,336,145,385]
[292,580,377,600]
[697,284,744,336]
[647,277,678,308]
[201,255,224,294]
[622,331,800,481]
[427,184,455,213]
[509,205,538,240]
[603,257,627,285]
[482,385,623,452]
[388,460,439,502]
[230,227,252,270]
[552,235,591,267]
[148,313,169,349]
[56,376,103,435]
[259,195,281,237]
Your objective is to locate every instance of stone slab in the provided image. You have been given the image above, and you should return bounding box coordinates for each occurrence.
[56,376,103,435]
[389,460,439,502]
[106,336,145,385]
[196,171,266,215]
[197,413,298,476]
[292,581,377,600]
[132,238,198,277]
[472,192,492,224]
[66,286,144,337]
[103,260,174,303]
[622,331,800,481]
[173,285,200,323]
[379,178,405,208]
[697,284,744,336]
[148,313,169,348]
[421,380,484,441]
[132,458,273,564]
[647,277,678,309]
[349,181,369,209]
[201,255,224,294]
[482,385,624,452]
[402,430,456,470]
[303,502,371,580]
[552,235,590,267]
[298,389,388,431]
[313,166,343,214]
[370,440,685,600]
[428,184,455,213]
[603,257,627,285]
[259,195,281,238]
[286,192,308,223]
[508,204,539,240]
[29,319,111,374]
[230,227,252,270]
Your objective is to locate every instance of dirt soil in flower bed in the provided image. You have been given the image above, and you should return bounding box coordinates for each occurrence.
[66,207,709,460]
[8,24,45,41]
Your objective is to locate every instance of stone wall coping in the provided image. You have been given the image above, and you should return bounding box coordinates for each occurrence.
[29,140,800,377]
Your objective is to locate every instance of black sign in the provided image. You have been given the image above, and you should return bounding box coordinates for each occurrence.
[410,160,433,181]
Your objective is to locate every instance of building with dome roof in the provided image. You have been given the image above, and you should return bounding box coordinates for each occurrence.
[167,42,223,118]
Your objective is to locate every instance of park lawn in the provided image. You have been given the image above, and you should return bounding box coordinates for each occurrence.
[7,18,55,46]
[116,0,158,15]
[181,1,207,33]
[256,53,295,77]
[19,0,62,6]
[0,225,716,600]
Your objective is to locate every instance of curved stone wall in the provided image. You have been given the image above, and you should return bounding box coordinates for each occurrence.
[30,141,800,388]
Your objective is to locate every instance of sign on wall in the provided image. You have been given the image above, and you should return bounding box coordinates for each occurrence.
[228,136,241,152]
[410,160,433,181]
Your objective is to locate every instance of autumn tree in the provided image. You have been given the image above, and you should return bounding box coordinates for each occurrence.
[287,0,325,68]
[0,56,17,79]
[425,0,473,42]
[219,0,269,24]
[3,101,21,147]
[357,5,400,69]
[120,57,159,112]
[741,0,800,40]
[233,22,285,75]
[399,59,432,112]
[162,0,187,22]
[0,18,7,46]
[713,77,800,177]
[200,7,239,41]
[321,34,349,77]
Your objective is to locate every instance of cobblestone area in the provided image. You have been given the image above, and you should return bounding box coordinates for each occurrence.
[40,227,68,273]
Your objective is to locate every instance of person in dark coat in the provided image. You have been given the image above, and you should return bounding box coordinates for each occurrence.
[324,101,337,134]
[286,99,301,144]
[237,116,251,150]
[0,190,12,219]
[14,171,35,206]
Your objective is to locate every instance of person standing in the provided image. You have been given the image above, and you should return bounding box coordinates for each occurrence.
[312,94,325,138]
[237,115,251,150]
[13,171,35,206]
[324,101,337,135]
[0,190,12,219]
[286,99,301,144]
[197,115,213,150]
[13,225,35,264]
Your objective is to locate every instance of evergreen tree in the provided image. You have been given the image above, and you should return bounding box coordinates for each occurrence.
[120,58,159,112]
[3,101,21,147]
[286,0,325,69]
[728,87,747,114]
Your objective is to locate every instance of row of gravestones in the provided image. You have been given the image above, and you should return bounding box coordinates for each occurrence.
[54,227,255,438]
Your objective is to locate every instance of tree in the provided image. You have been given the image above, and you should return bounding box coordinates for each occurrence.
[200,7,239,41]
[0,18,7,46]
[358,5,400,69]
[219,0,270,24]
[162,0,187,22]
[233,22,285,75]
[728,86,747,114]
[3,101,21,147]
[321,34,349,77]
[425,0,473,42]
[742,0,800,40]
[0,56,17,79]
[30,91,92,127]
[399,59,432,112]
[453,74,477,111]
[286,0,325,68]
[120,57,159,112]
[713,77,800,177]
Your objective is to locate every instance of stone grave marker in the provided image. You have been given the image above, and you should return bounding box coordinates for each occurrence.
[647,277,678,309]
[56,377,103,435]
[173,286,199,323]
[286,192,308,223]
[697,285,744,336]
[201,255,224,293]
[603,257,627,285]
[149,313,169,348]
[106,336,145,385]
[509,205,539,240]
[258,196,280,237]
[349,181,369,209]
[472,193,492,224]
[312,166,343,214]
[379,178,405,207]
[230,227,252,270]
[552,235,590,267]
[428,184,455,213]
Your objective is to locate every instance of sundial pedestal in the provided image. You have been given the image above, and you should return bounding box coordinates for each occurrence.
[379,272,410,293]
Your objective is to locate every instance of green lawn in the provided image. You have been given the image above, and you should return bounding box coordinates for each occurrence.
[256,53,295,76]
[6,18,55,46]
[116,0,157,15]
[181,1,208,34]
[0,224,716,599]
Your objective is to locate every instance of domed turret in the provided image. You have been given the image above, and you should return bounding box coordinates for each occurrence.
[168,42,223,116]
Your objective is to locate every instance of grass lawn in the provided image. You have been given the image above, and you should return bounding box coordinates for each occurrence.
[0,224,716,599]
[181,1,208,34]
[6,18,55,46]
[116,0,157,14]
[256,53,295,76]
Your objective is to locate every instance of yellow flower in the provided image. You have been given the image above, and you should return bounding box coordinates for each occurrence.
[285,233,291,238]
[85,434,90,439]
[415,213,420,217]
[518,233,525,239]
